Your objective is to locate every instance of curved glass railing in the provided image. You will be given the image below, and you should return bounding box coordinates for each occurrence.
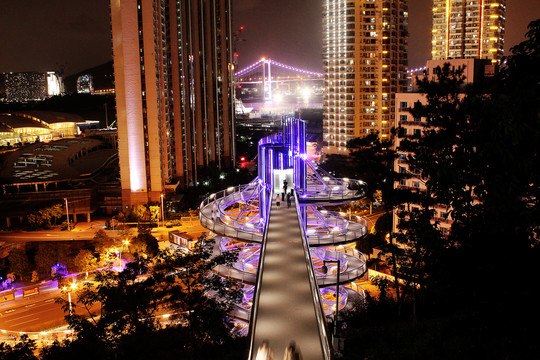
[297,180,366,203]
[314,246,367,286]
[199,184,264,243]
[306,210,368,246]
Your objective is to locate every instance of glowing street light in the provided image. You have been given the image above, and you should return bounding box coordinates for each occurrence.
[301,88,311,103]
[161,194,165,227]
[64,198,70,231]
[121,239,130,259]
[63,281,78,316]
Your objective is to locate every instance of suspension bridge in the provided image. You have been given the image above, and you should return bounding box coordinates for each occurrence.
[235,58,323,103]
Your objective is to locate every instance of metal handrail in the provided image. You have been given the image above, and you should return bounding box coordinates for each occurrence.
[295,191,333,360]
[214,264,257,284]
[247,189,272,360]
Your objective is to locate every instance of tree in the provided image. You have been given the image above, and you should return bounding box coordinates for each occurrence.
[56,244,75,272]
[92,229,115,253]
[0,334,38,360]
[54,235,241,360]
[34,243,57,274]
[131,205,148,223]
[151,235,241,358]
[7,248,32,281]
[25,203,64,230]
[345,132,412,315]
[74,249,99,278]
[133,224,159,258]
[356,214,389,260]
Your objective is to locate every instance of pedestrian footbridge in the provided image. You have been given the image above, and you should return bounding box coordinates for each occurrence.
[198,117,369,359]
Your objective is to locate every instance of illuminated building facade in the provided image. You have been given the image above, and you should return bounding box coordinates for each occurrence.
[322,0,408,153]
[76,74,94,94]
[0,111,82,146]
[111,0,235,206]
[431,0,506,62]
[3,72,64,102]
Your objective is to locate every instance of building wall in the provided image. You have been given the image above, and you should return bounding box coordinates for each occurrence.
[322,0,408,154]
[392,58,492,235]
[111,0,235,206]
[393,92,453,235]
[431,0,505,63]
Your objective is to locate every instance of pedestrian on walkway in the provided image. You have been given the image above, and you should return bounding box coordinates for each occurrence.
[256,340,274,360]
[276,194,281,209]
[283,341,302,360]
[287,193,292,208]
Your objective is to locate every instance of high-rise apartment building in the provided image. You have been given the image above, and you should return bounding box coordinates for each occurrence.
[322,0,408,153]
[111,0,235,206]
[431,0,506,62]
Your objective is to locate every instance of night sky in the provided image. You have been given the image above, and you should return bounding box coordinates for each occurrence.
[0,0,538,76]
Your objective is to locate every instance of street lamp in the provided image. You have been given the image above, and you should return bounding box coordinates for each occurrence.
[121,239,130,258]
[161,194,165,228]
[64,198,70,231]
[63,281,78,316]
[321,259,341,353]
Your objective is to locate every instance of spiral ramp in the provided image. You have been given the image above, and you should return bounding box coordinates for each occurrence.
[195,117,369,359]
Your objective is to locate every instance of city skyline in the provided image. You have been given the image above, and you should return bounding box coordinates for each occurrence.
[0,0,538,76]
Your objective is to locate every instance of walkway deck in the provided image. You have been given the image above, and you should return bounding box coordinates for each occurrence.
[250,195,327,360]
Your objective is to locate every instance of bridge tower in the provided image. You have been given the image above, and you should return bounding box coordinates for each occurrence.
[261,58,272,102]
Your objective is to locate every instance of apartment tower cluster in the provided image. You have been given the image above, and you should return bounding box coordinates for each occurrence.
[393,0,506,234]
[111,0,235,206]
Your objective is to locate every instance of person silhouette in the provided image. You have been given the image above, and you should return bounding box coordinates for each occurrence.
[256,340,274,360]
[283,341,302,360]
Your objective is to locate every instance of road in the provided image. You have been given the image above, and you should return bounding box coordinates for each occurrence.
[0,223,208,244]
[0,230,97,243]
[0,289,68,332]
[363,210,385,233]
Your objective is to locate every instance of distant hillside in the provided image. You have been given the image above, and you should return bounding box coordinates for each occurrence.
[64,61,114,94]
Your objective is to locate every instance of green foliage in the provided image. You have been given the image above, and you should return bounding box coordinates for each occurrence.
[73,249,99,275]
[25,203,64,230]
[34,243,57,274]
[33,243,76,276]
[92,229,115,253]
[175,165,253,212]
[44,235,241,359]
[131,205,148,222]
[133,224,159,258]
[0,334,38,360]
[7,248,32,281]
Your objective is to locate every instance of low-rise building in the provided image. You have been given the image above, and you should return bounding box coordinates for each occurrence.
[0,111,84,146]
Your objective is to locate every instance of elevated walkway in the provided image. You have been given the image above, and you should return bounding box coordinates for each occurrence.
[249,194,330,360]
